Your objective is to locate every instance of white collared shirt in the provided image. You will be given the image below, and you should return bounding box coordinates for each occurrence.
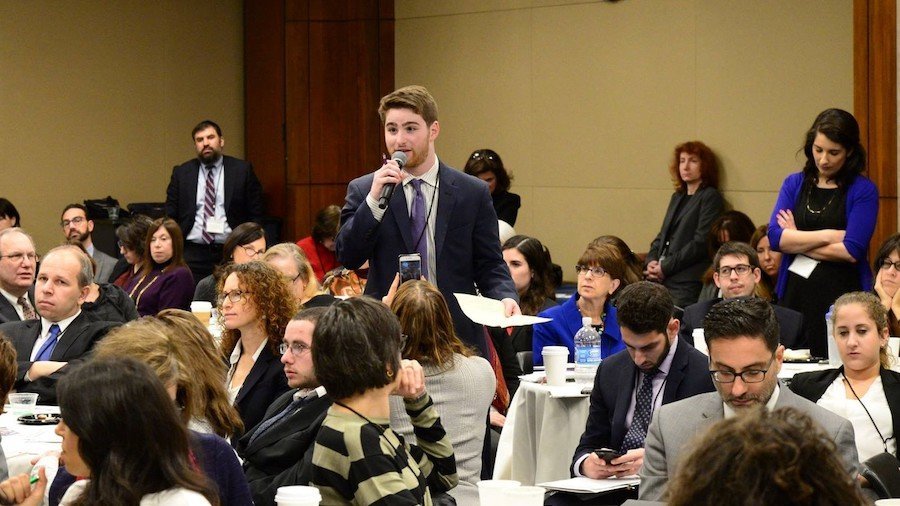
[226,339,268,405]
[0,288,26,320]
[187,156,232,244]
[30,311,82,361]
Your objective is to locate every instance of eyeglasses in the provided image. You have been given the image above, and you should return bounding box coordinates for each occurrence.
[240,244,265,258]
[709,355,775,384]
[716,264,753,277]
[0,252,38,263]
[60,216,86,228]
[282,273,302,284]
[279,341,311,356]
[575,265,607,277]
[470,150,496,161]
[881,259,900,272]
[218,290,251,305]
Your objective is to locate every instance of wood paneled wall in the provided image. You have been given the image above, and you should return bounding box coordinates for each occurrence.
[245,0,394,242]
[855,0,897,257]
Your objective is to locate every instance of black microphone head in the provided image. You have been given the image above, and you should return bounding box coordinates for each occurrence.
[391,151,408,169]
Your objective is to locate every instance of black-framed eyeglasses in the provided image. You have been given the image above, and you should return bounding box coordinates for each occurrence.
[470,150,496,161]
[279,342,311,356]
[218,290,252,305]
[881,259,900,272]
[60,216,86,228]
[709,355,776,384]
[575,265,606,277]
[240,244,265,258]
[716,264,753,277]
[0,252,38,263]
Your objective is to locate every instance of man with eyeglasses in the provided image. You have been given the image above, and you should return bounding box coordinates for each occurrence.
[0,228,37,324]
[638,297,859,501]
[237,307,333,506]
[680,241,804,349]
[59,204,117,283]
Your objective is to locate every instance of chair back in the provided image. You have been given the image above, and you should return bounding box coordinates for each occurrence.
[862,452,900,499]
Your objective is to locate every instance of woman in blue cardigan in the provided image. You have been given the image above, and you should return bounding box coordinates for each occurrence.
[533,243,627,366]
[768,108,879,359]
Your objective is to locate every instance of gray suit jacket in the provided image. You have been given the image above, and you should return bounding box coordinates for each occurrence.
[92,248,117,284]
[638,386,859,501]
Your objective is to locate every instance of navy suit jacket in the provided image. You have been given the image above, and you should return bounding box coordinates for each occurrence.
[335,161,517,353]
[232,345,291,445]
[571,338,715,475]
[237,389,333,506]
[0,312,118,404]
[680,298,804,349]
[165,155,264,239]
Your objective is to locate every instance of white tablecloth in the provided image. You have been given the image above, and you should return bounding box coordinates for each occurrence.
[1,405,61,476]
[493,381,590,485]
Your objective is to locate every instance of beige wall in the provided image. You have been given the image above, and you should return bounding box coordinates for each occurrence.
[395,0,853,281]
[0,0,244,253]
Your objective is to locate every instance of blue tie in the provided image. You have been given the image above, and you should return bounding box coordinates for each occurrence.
[35,324,61,362]
[621,368,659,452]
[409,179,428,278]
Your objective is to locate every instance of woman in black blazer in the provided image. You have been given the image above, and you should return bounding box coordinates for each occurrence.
[645,141,724,308]
[217,261,296,443]
[790,292,900,461]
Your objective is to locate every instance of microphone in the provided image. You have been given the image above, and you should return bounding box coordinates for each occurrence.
[377,151,408,209]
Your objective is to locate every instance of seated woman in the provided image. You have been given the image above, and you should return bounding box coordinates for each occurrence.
[697,210,756,302]
[0,357,219,505]
[218,261,295,440]
[0,199,20,231]
[464,149,521,226]
[262,243,335,308]
[388,281,494,504]
[311,297,458,505]
[666,407,866,506]
[112,214,153,289]
[124,217,194,316]
[751,224,782,302]
[296,205,341,284]
[194,222,267,304]
[49,317,249,505]
[589,235,643,288]
[873,233,900,336]
[67,242,138,323]
[790,291,900,463]
[533,243,627,365]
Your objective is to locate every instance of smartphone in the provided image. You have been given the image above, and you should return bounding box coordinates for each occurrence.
[398,253,422,283]
[594,448,624,463]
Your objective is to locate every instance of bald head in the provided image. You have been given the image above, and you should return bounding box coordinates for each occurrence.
[0,228,37,296]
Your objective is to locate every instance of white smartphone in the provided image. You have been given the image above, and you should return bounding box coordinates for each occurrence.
[398,253,422,283]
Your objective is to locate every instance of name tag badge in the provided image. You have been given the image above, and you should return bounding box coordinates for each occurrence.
[206,217,226,234]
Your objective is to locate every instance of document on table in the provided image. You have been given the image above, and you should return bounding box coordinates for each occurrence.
[538,476,640,493]
[455,293,551,327]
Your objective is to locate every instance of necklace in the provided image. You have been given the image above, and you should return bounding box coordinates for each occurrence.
[804,183,838,215]
[576,299,606,333]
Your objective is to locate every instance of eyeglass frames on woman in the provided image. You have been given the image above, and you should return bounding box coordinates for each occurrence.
[218,290,252,305]
[575,265,607,277]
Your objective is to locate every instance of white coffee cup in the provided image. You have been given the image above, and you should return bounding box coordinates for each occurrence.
[505,485,546,506]
[477,480,521,505]
[542,346,569,386]
[275,485,321,506]
[191,301,213,326]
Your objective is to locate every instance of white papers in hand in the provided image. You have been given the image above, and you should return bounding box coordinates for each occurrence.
[787,254,818,279]
[537,476,640,494]
[454,293,551,328]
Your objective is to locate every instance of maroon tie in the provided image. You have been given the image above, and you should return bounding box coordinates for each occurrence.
[201,165,216,244]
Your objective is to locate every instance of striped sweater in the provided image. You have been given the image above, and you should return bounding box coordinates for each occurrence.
[311,394,458,505]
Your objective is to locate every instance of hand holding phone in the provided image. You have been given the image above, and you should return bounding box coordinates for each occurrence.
[398,254,422,283]
[594,448,624,464]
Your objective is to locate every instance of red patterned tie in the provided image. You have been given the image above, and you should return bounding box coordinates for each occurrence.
[201,165,216,244]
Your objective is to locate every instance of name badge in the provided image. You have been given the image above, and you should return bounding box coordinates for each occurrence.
[206,217,226,234]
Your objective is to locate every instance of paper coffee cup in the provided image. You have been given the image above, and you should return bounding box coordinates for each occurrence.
[275,485,321,506]
[542,346,569,386]
[477,480,521,506]
[190,301,213,327]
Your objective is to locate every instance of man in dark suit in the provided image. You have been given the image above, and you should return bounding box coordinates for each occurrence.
[335,85,519,354]
[166,119,264,282]
[0,228,37,324]
[680,241,804,349]
[60,204,117,283]
[0,245,118,404]
[572,282,714,480]
[237,307,332,506]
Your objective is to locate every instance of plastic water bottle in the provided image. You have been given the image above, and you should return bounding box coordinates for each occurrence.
[574,317,601,384]
[826,304,842,366]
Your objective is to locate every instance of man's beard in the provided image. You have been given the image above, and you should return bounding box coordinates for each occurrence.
[69,230,89,243]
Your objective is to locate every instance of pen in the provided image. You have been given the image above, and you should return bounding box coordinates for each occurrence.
[29,475,38,485]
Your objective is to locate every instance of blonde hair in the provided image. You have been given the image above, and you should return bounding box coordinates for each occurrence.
[262,242,319,303]
[832,291,892,369]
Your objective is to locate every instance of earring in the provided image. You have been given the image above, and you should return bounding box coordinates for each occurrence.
[386,369,394,378]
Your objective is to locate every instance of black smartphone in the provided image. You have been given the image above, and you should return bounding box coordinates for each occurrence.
[399,253,422,283]
[594,448,624,463]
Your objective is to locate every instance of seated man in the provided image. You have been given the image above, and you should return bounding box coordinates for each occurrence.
[572,282,714,479]
[0,228,37,324]
[639,297,859,501]
[237,307,333,506]
[0,245,118,404]
[680,241,803,349]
